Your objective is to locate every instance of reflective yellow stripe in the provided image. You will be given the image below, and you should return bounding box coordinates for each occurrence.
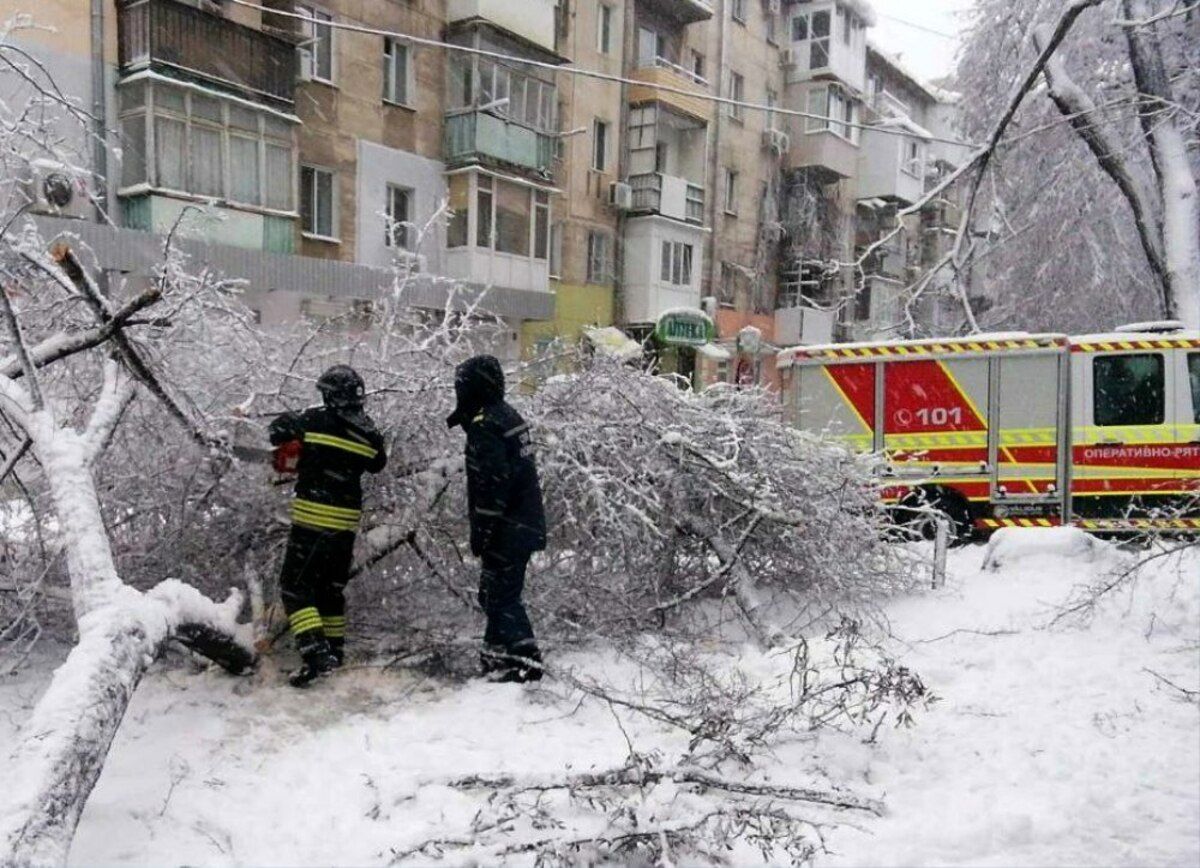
[322,615,347,638]
[1075,518,1200,529]
[293,499,362,519]
[1074,425,1177,444]
[289,607,323,635]
[303,432,378,459]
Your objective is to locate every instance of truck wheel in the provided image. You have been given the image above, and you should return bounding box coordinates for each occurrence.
[898,487,973,545]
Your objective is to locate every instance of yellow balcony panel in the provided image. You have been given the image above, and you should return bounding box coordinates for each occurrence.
[628,65,711,123]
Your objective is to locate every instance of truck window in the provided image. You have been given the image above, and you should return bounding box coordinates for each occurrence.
[1093,353,1164,426]
[1190,353,1200,423]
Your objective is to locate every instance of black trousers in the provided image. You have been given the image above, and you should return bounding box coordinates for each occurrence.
[478,548,536,651]
[279,525,355,652]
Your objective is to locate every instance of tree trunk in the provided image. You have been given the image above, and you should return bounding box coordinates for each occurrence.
[1122,0,1200,328]
[0,413,254,867]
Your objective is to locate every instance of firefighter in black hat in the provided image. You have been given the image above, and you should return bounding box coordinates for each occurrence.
[447,355,547,682]
[270,365,387,687]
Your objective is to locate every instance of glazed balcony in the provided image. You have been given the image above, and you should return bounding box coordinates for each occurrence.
[629,173,705,225]
[444,111,555,176]
[117,0,295,107]
[447,0,557,53]
[628,60,711,123]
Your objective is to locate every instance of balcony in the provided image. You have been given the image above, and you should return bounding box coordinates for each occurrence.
[857,128,926,205]
[775,306,834,346]
[445,111,555,176]
[786,130,859,181]
[117,0,295,108]
[448,0,557,53]
[629,173,704,224]
[658,0,715,24]
[621,216,706,325]
[629,61,711,122]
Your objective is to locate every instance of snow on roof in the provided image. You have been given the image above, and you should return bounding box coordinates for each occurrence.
[874,115,934,140]
[1070,329,1200,345]
[845,0,877,26]
[583,326,643,362]
[866,39,947,104]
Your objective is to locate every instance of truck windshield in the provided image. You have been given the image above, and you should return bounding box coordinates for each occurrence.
[1093,353,1164,426]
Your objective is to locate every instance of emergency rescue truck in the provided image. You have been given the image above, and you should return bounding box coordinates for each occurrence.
[777,322,1200,538]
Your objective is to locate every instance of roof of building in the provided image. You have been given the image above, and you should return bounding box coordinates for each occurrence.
[866,39,949,105]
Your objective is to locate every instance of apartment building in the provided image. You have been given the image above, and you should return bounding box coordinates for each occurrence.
[4,0,966,386]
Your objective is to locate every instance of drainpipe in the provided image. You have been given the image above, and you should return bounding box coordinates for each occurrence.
[91,0,109,221]
[704,0,727,314]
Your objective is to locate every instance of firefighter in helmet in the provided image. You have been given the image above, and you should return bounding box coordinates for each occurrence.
[447,355,547,682]
[270,365,387,687]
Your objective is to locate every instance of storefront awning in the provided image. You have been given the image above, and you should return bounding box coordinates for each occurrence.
[584,326,643,362]
[697,343,733,361]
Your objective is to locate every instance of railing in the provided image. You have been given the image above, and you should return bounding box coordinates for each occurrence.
[628,172,705,224]
[638,55,709,88]
[118,0,296,106]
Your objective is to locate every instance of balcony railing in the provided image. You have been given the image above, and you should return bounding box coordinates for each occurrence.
[629,172,704,224]
[445,111,555,175]
[118,0,296,107]
[638,55,709,88]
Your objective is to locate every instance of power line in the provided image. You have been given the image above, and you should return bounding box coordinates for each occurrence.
[227,0,978,149]
[875,13,959,41]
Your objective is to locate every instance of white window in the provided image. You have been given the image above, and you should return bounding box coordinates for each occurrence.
[383,38,410,105]
[549,221,564,277]
[792,10,831,69]
[534,190,550,260]
[598,4,614,54]
[902,139,924,177]
[660,241,694,287]
[301,165,335,238]
[728,71,744,121]
[385,184,411,248]
[731,0,746,23]
[592,118,609,171]
[690,49,706,82]
[298,5,334,83]
[805,85,860,144]
[723,168,738,215]
[637,26,669,66]
[587,231,611,283]
[766,88,778,130]
[119,80,295,211]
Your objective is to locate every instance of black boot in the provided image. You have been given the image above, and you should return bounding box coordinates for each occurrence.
[327,637,345,668]
[480,644,508,678]
[494,641,543,684]
[289,640,339,688]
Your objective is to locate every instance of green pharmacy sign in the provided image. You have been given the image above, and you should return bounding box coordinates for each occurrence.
[655,310,716,347]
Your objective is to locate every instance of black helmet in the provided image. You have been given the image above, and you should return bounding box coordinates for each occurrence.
[317,365,366,408]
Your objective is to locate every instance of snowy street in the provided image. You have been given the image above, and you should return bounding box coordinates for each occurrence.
[5,531,1195,866]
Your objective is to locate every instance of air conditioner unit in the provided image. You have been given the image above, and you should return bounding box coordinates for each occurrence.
[608,181,633,210]
[700,296,718,317]
[296,44,314,82]
[24,160,91,219]
[778,48,796,67]
[762,128,790,156]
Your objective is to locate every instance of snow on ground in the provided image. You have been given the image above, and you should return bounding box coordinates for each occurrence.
[2,529,1197,866]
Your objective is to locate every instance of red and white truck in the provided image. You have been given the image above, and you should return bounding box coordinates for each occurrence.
[777,323,1200,537]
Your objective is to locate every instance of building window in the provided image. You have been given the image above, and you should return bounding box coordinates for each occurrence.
[841,6,853,44]
[728,72,744,121]
[592,118,609,171]
[549,221,564,277]
[587,231,612,283]
[476,175,494,247]
[766,11,777,44]
[718,261,736,305]
[385,184,411,248]
[660,241,693,287]
[1189,353,1199,423]
[447,173,468,247]
[118,80,295,211]
[598,4,614,54]
[854,280,873,321]
[1094,354,1164,426]
[534,190,550,260]
[766,88,778,130]
[805,85,860,144]
[300,165,335,238]
[724,169,738,215]
[902,139,924,177]
[383,38,410,105]
[792,9,831,69]
[691,50,706,82]
[731,0,746,24]
[298,5,334,83]
[448,55,557,131]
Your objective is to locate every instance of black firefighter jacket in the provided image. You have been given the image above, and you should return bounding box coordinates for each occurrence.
[448,356,547,557]
[269,406,387,533]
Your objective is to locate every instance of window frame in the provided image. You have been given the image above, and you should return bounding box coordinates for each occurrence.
[1092,352,1166,428]
[297,5,335,84]
[382,38,412,107]
[1189,353,1200,424]
[597,3,614,54]
[728,71,745,121]
[300,164,337,241]
[587,230,612,284]
[592,118,610,171]
[384,183,412,249]
[731,0,746,24]
[660,241,694,287]
[723,168,738,216]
